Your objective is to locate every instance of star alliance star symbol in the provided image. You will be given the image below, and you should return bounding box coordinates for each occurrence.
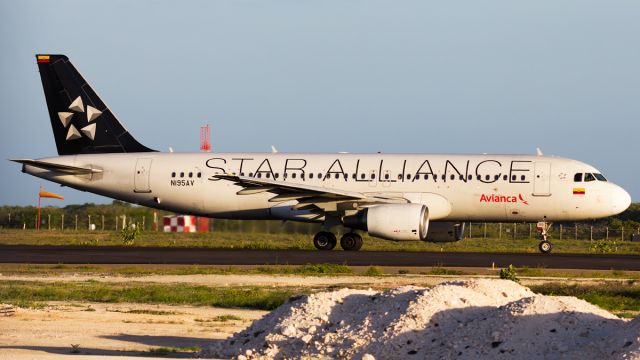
[57,96,102,141]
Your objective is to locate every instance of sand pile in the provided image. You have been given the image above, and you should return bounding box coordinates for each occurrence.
[203,279,640,359]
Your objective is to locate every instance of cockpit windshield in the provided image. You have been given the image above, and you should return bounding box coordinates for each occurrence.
[594,173,607,181]
[574,172,607,182]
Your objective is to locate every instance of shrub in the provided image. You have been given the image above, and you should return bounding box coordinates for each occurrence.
[499,264,519,283]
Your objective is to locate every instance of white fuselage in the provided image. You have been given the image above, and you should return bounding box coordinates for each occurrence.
[23,152,631,224]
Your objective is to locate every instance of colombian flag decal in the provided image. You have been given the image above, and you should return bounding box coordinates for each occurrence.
[573,188,585,195]
[37,55,50,63]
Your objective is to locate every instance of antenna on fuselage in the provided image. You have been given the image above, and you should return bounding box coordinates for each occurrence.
[271,145,278,153]
[536,147,544,156]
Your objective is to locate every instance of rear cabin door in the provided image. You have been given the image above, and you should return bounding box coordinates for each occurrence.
[533,162,551,196]
[134,158,153,193]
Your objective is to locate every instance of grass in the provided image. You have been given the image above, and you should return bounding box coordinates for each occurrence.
[0,263,354,277]
[2,228,640,254]
[0,280,304,310]
[195,314,243,322]
[531,282,640,317]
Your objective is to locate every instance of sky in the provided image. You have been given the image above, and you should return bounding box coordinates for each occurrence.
[1,0,639,205]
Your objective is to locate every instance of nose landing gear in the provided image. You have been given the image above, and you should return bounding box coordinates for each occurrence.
[536,221,553,254]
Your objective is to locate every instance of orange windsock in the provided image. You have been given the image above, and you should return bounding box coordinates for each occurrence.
[39,190,64,200]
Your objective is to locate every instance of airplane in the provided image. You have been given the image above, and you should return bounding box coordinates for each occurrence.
[11,54,631,253]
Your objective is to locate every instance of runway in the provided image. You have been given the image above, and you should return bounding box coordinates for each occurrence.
[0,245,639,270]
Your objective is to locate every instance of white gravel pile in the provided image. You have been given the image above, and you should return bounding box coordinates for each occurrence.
[204,279,640,359]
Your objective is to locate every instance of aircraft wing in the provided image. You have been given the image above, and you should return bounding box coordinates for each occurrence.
[214,174,407,208]
[10,159,103,175]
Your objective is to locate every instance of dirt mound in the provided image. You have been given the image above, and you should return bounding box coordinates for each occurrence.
[203,279,639,359]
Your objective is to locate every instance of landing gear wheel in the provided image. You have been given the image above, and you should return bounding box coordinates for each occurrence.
[340,233,363,251]
[539,240,553,254]
[314,231,337,251]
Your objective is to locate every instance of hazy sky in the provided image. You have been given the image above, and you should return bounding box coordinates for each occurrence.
[1,0,639,205]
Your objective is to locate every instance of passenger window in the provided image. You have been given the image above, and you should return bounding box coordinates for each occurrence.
[477,175,481,180]
[334,173,339,179]
[459,175,464,180]
[494,174,499,181]
[468,175,472,181]
[197,173,202,178]
[574,173,582,182]
[292,173,296,179]
[371,173,376,180]
[385,174,390,180]
[309,173,314,179]
[511,175,516,181]
[257,173,262,178]
[425,174,430,180]
[318,173,322,179]
[275,173,279,179]
[485,175,490,181]
[520,175,525,181]
[352,174,356,179]
[584,173,596,182]
[503,175,507,181]
[361,173,365,180]
[451,174,456,180]
[249,173,253,177]
[180,172,184,178]
[266,173,271,178]
[344,173,348,179]
[442,174,446,180]
[188,172,193,178]
[171,172,176,178]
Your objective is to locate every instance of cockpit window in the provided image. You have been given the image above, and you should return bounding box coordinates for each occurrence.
[594,173,607,181]
[574,173,582,182]
[584,173,596,182]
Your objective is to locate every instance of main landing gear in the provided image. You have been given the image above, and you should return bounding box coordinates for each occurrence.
[313,231,363,251]
[536,221,553,254]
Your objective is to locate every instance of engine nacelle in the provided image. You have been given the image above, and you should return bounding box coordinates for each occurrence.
[424,222,465,242]
[342,204,429,241]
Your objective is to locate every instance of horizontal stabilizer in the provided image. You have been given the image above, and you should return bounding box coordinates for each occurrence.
[10,159,102,175]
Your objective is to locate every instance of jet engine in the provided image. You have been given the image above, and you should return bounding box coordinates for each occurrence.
[342,203,429,241]
[424,222,465,242]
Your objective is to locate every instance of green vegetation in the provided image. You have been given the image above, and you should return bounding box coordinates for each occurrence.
[120,223,141,246]
[195,314,243,322]
[0,281,303,310]
[145,346,200,356]
[531,282,640,317]
[365,266,384,276]
[3,228,640,254]
[499,264,520,283]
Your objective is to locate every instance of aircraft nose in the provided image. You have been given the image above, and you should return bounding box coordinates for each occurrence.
[611,185,631,215]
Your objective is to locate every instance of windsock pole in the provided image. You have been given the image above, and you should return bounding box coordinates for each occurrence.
[37,186,64,230]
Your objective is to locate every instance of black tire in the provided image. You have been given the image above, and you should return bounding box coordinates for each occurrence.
[314,231,337,251]
[340,233,363,251]
[539,240,553,254]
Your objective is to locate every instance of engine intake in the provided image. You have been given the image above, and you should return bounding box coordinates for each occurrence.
[342,203,429,241]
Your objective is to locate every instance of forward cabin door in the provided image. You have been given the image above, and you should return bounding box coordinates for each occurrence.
[134,158,153,193]
[533,162,551,196]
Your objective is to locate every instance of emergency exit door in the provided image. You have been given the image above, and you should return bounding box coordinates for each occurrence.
[533,162,551,196]
[134,158,153,193]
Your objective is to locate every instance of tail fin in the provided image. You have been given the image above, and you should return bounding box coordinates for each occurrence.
[36,54,155,155]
